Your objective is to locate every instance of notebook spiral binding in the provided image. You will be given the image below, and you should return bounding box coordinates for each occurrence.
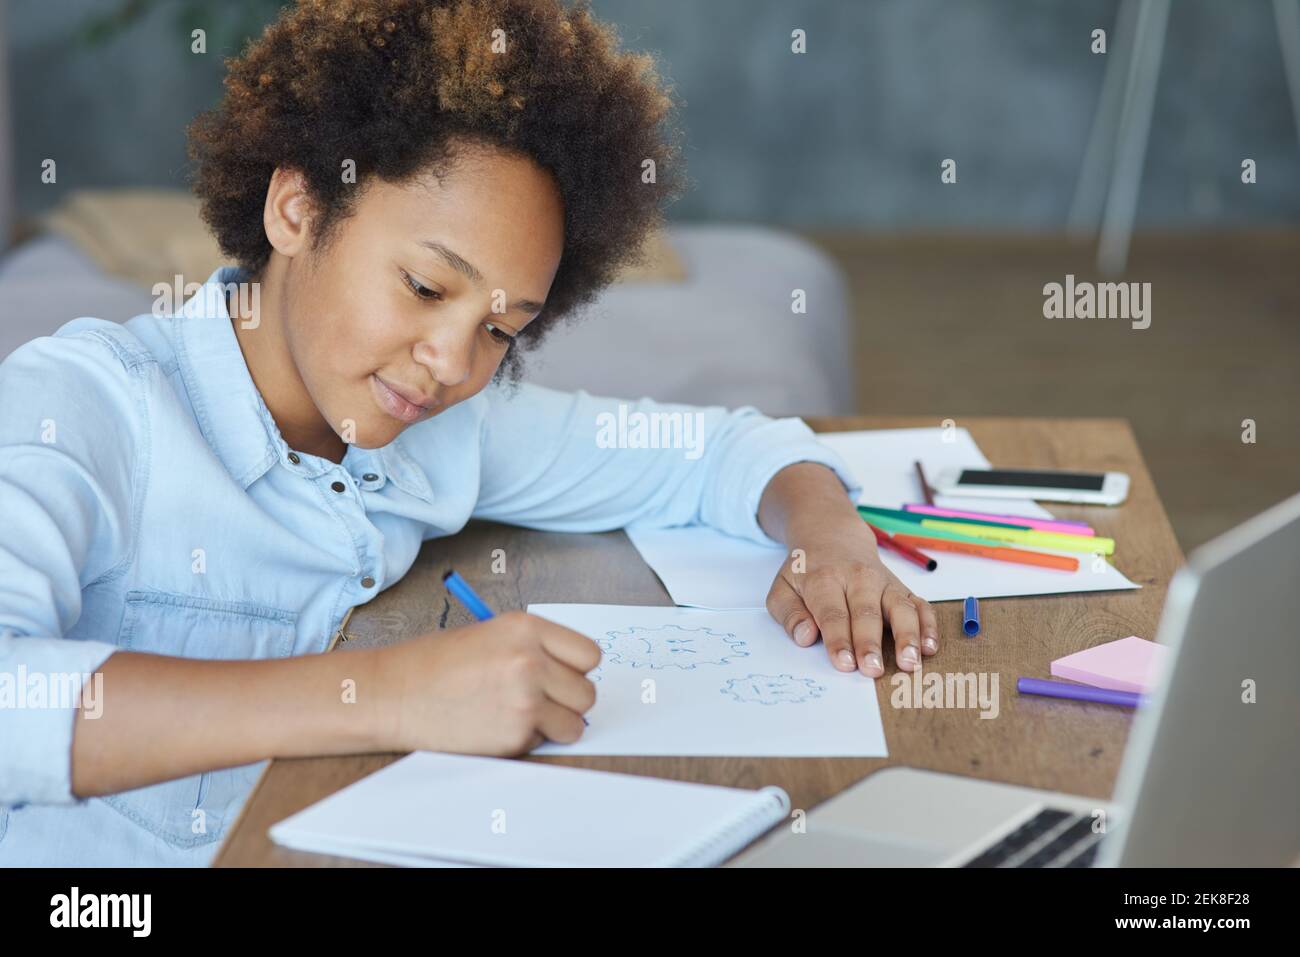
[664,785,791,868]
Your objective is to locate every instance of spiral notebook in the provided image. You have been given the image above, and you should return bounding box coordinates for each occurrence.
[269,751,791,867]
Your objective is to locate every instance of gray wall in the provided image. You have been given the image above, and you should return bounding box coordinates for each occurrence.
[0,0,13,244]
[6,0,1299,227]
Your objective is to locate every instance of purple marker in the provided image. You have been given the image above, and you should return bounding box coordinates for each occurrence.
[1017,677,1146,708]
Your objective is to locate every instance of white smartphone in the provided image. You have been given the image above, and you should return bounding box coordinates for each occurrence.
[929,467,1130,505]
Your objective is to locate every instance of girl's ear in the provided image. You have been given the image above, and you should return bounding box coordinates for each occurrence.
[263,166,314,257]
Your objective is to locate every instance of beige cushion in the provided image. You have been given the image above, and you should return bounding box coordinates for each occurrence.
[616,227,687,282]
[41,190,222,290]
[41,188,686,288]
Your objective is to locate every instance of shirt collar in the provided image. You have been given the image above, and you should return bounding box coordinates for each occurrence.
[172,266,435,502]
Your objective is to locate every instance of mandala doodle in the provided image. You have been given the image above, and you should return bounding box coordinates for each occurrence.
[598,624,749,670]
[721,673,827,705]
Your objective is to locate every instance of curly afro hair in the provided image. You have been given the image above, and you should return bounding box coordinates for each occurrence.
[187,0,686,375]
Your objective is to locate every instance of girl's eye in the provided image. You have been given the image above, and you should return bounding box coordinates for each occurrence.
[484,323,516,347]
[401,270,442,302]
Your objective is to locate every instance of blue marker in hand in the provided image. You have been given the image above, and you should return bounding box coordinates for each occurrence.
[441,569,589,726]
[442,569,495,620]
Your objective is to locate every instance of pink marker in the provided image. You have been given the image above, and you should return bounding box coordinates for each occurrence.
[902,503,1095,537]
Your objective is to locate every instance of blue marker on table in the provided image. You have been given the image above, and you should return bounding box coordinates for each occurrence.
[442,569,495,620]
[963,596,981,637]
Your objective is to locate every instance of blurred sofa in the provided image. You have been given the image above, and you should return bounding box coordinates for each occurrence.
[0,189,855,416]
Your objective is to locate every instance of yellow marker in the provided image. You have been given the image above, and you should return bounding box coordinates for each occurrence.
[920,519,1115,555]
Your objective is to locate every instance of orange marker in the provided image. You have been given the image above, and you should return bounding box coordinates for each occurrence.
[891,533,1079,572]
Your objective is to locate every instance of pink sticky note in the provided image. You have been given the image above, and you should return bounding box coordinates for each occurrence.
[1050,636,1169,694]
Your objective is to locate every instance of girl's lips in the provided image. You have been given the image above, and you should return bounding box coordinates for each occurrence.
[371,374,433,423]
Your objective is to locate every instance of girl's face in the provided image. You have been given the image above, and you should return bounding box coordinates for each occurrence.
[250,141,565,457]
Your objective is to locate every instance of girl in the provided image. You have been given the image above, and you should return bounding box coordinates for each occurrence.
[0,0,938,866]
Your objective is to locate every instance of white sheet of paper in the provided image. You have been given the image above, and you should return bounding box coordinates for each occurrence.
[527,604,888,757]
[626,427,1138,607]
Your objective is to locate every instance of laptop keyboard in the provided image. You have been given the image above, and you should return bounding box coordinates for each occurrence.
[961,808,1105,868]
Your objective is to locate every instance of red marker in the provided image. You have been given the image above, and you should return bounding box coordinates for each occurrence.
[914,460,936,506]
[865,521,937,571]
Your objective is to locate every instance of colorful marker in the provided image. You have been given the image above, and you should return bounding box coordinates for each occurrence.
[859,504,1031,531]
[892,533,1079,572]
[865,521,937,571]
[442,569,495,620]
[914,460,936,506]
[902,503,1095,536]
[920,519,1114,555]
[963,596,981,637]
[1017,677,1146,708]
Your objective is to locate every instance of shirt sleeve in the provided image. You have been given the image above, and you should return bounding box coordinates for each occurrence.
[0,330,140,806]
[471,382,862,545]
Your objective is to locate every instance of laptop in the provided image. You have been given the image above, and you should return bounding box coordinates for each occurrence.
[732,491,1300,868]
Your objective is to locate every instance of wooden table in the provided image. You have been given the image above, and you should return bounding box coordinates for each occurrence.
[214,416,1182,867]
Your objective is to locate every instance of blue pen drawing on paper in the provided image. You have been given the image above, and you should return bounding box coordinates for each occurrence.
[721,674,827,705]
[599,625,749,670]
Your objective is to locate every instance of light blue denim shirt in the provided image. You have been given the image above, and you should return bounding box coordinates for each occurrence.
[0,265,860,866]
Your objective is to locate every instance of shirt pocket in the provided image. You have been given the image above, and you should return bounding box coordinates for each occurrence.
[100,762,265,851]
[117,589,298,660]
[102,589,298,848]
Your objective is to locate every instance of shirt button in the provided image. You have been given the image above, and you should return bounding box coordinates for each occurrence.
[331,481,346,493]
[287,452,301,465]
[360,576,375,588]
[362,473,379,482]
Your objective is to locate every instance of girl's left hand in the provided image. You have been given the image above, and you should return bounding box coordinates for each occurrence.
[765,512,940,678]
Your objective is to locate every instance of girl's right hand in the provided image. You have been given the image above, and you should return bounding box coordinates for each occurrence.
[374,610,601,756]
